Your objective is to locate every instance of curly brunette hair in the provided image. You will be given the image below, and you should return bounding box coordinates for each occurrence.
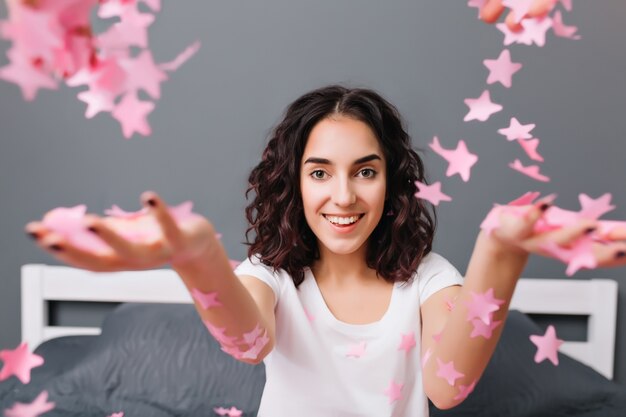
[244,85,436,288]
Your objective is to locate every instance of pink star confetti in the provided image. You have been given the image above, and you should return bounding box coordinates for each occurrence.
[397,332,416,353]
[432,331,443,344]
[346,341,367,358]
[421,347,433,368]
[520,16,553,46]
[159,40,202,72]
[0,343,44,384]
[530,325,563,365]
[483,49,523,88]
[303,307,316,323]
[463,90,503,122]
[202,321,239,346]
[240,330,270,361]
[436,358,465,386]
[111,91,155,139]
[414,181,452,206]
[470,318,502,339]
[429,137,479,182]
[464,288,505,325]
[213,406,243,417]
[467,0,486,18]
[517,138,544,162]
[578,193,615,220]
[509,159,550,182]
[106,413,124,417]
[120,50,168,100]
[190,288,222,310]
[383,380,404,404]
[559,0,572,11]
[502,0,535,23]
[3,391,55,417]
[498,117,536,141]
[242,323,264,345]
[551,10,580,39]
[541,238,597,276]
[453,380,478,401]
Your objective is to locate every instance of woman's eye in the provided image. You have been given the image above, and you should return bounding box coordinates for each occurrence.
[311,170,326,180]
[359,168,377,178]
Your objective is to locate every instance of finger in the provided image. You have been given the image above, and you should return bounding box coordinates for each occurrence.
[480,0,505,23]
[606,226,626,241]
[593,242,626,268]
[25,221,47,241]
[528,0,556,17]
[505,10,524,32]
[527,220,598,251]
[38,233,120,272]
[141,191,184,249]
[83,215,137,258]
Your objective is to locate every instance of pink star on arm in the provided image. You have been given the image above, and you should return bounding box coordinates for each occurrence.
[498,117,536,141]
[429,137,479,182]
[483,49,523,88]
[470,318,502,339]
[346,341,367,358]
[509,159,550,182]
[0,343,44,384]
[517,138,544,162]
[241,323,264,345]
[421,347,433,368]
[552,10,580,39]
[530,325,563,365]
[397,332,416,353]
[453,379,478,401]
[578,193,615,220]
[464,288,505,325]
[383,380,404,404]
[463,90,503,122]
[414,181,452,206]
[4,391,55,417]
[436,358,465,386]
[202,320,239,346]
[190,288,222,310]
[111,91,155,139]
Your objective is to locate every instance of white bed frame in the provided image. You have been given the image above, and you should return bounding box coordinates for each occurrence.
[20,264,619,380]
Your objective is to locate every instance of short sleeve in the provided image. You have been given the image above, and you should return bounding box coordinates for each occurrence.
[417,252,464,304]
[234,254,282,307]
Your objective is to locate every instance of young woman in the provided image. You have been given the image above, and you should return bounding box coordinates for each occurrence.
[26,85,626,416]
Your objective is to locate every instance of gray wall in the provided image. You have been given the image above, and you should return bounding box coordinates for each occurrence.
[1,0,625,383]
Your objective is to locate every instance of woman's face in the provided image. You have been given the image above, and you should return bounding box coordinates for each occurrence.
[299,116,387,256]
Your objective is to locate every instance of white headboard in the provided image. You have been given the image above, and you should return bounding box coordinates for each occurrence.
[20,264,618,379]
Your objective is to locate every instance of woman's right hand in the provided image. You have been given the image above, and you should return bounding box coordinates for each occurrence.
[480,0,557,31]
[25,191,219,272]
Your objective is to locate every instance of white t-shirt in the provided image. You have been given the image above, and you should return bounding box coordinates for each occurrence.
[234,252,464,417]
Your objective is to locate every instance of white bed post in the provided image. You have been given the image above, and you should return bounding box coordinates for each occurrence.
[589,279,618,380]
[21,264,47,350]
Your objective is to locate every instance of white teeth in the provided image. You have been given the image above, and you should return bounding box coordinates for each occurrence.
[324,215,361,225]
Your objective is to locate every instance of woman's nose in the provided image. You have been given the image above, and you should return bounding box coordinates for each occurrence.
[332,179,357,206]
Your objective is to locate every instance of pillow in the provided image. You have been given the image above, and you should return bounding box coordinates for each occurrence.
[430,310,626,417]
[30,303,266,417]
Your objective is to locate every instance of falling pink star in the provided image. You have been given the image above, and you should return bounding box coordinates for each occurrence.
[508,191,541,206]
[517,138,544,162]
[463,90,503,122]
[414,181,452,206]
[559,0,572,11]
[97,5,154,49]
[397,332,416,353]
[509,159,550,182]
[541,239,597,276]
[498,117,535,141]
[383,380,404,404]
[3,391,55,417]
[436,358,465,386]
[0,343,44,384]
[552,10,580,39]
[214,406,243,417]
[520,16,553,47]
[111,91,155,139]
[159,40,201,72]
[578,193,615,220]
[421,347,433,368]
[503,0,535,23]
[467,0,486,17]
[190,288,222,310]
[530,325,563,365]
[77,89,116,119]
[429,137,478,182]
[120,50,168,100]
[346,341,367,358]
[453,380,478,401]
[497,22,531,46]
[106,413,124,417]
[470,318,502,339]
[483,49,523,88]
[465,288,505,325]
[0,58,58,101]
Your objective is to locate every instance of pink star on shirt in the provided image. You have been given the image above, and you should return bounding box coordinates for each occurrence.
[0,343,44,384]
[483,49,523,88]
[517,138,544,162]
[414,181,452,206]
[552,10,580,39]
[383,380,404,404]
[465,288,505,325]
[429,137,478,182]
[397,332,416,353]
[470,318,502,339]
[498,117,535,141]
[346,341,367,358]
[436,358,465,386]
[530,325,563,365]
[190,288,222,310]
[463,90,503,122]
[509,159,550,182]
[111,91,155,139]
[578,193,615,220]
[3,391,55,417]
[453,379,477,401]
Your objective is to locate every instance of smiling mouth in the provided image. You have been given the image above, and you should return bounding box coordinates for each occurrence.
[323,214,365,226]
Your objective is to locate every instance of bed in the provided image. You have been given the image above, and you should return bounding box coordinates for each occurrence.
[1,264,624,417]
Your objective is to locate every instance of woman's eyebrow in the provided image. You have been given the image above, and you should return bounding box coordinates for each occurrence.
[303,154,382,165]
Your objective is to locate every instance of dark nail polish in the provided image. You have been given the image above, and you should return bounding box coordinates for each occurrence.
[539,203,550,212]
[147,198,157,207]
[27,232,39,240]
[584,227,596,235]
[87,226,98,234]
[49,244,63,252]
[615,251,626,259]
